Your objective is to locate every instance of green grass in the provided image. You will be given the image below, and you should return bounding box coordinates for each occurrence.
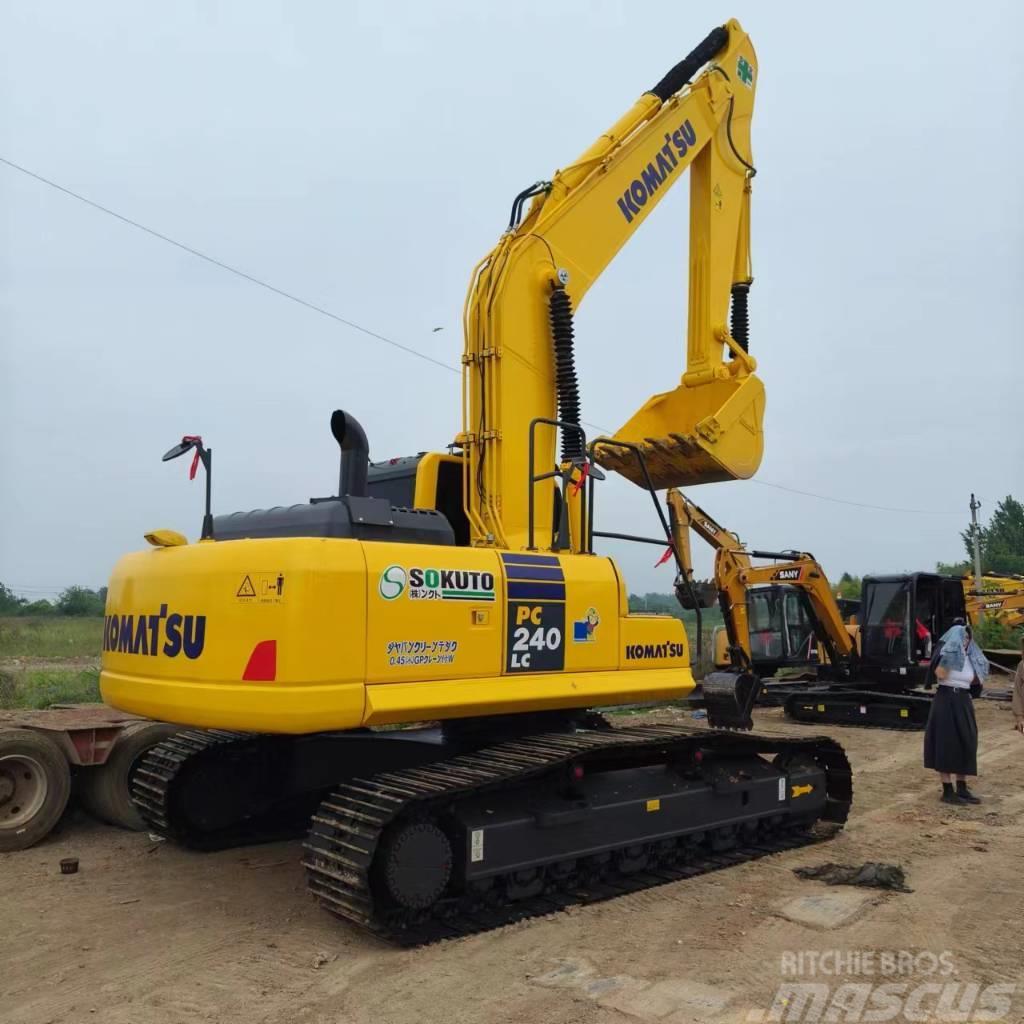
[0,616,104,709]
[0,668,102,709]
[0,616,103,658]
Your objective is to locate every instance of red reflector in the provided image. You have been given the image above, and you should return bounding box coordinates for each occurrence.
[572,765,585,780]
[693,750,704,763]
[242,640,277,681]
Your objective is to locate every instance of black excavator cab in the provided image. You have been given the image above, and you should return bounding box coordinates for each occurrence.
[859,573,966,687]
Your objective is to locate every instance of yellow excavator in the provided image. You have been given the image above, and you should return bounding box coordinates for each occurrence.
[666,488,855,677]
[667,489,968,728]
[964,578,1024,629]
[968,572,1024,596]
[100,21,851,943]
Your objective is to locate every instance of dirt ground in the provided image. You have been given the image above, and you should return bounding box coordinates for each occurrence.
[3,699,1023,1024]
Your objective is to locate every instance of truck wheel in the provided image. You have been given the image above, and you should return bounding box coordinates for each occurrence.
[0,728,72,852]
[79,722,180,831]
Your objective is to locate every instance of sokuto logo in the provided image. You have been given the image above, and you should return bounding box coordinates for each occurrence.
[379,565,407,600]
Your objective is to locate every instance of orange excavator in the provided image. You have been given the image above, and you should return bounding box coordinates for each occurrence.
[667,489,968,728]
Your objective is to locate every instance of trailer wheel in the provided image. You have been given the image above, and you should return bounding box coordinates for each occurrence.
[0,728,72,852]
[79,722,180,831]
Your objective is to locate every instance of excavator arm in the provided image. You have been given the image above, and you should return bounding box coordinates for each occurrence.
[462,20,762,551]
[966,589,1024,629]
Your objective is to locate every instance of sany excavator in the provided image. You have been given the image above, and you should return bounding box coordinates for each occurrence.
[969,594,1024,629]
[964,577,1024,630]
[666,489,968,729]
[100,22,851,944]
[967,572,1024,597]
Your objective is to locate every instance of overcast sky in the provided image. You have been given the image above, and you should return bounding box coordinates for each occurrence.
[2,1,1022,601]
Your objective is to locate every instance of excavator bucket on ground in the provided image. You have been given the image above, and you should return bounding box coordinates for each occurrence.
[595,374,765,490]
[702,670,763,731]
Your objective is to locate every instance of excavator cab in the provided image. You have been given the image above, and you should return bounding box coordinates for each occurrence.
[860,573,966,685]
[713,585,822,676]
[747,587,819,670]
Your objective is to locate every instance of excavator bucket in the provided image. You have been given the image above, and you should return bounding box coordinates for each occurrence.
[675,579,719,610]
[701,670,763,731]
[594,374,765,490]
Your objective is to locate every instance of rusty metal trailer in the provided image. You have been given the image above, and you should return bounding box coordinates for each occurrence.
[0,705,177,851]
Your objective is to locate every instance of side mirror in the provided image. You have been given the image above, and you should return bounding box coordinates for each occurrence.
[161,435,214,540]
[162,439,198,462]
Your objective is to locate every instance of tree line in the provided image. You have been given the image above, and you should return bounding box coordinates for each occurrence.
[0,584,107,617]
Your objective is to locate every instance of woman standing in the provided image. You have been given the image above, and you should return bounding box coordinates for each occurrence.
[923,623,989,804]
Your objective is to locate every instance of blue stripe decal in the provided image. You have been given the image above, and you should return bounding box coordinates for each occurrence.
[504,564,565,582]
[500,553,560,566]
[507,581,566,601]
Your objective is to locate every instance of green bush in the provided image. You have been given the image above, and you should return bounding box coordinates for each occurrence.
[972,616,1023,651]
[55,586,106,617]
[0,583,26,615]
[21,599,55,616]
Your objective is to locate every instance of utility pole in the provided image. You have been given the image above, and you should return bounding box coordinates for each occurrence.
[970,493,983,612]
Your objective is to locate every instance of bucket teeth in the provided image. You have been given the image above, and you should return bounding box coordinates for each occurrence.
[593,434,731,490]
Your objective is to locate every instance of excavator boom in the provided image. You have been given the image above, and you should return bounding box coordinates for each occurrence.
[463,21,762,551]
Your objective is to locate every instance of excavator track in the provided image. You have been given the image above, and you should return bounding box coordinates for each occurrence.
[132,729,322,849]
[783,689,932,731]
[304,724,851,945]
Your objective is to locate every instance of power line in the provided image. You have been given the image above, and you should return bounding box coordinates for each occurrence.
[745,477,958,512]
[0,155,458,376]
[0,154,617,433]
[0,155,967,519]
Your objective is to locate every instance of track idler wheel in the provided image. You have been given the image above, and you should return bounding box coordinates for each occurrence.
[377,821,452,911]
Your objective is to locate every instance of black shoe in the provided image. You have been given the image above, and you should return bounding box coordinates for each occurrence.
[941,790,966,805]
[956,785,982,805]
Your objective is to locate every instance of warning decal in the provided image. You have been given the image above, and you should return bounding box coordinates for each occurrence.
[237,573,286,604]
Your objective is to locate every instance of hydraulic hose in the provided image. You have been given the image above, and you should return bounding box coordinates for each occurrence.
[729,282,750,356]
[549,287,583,462]
[648,26,729,102]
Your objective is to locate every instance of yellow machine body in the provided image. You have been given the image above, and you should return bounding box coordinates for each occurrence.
[967,573,1024,596]
[963,573,1024,627]
[101,537,692,734]
[101,21,758,738]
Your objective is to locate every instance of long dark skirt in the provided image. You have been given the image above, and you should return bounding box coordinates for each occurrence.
[923,685,978,776]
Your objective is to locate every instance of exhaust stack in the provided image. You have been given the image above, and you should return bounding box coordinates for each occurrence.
[330,409,369,498]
